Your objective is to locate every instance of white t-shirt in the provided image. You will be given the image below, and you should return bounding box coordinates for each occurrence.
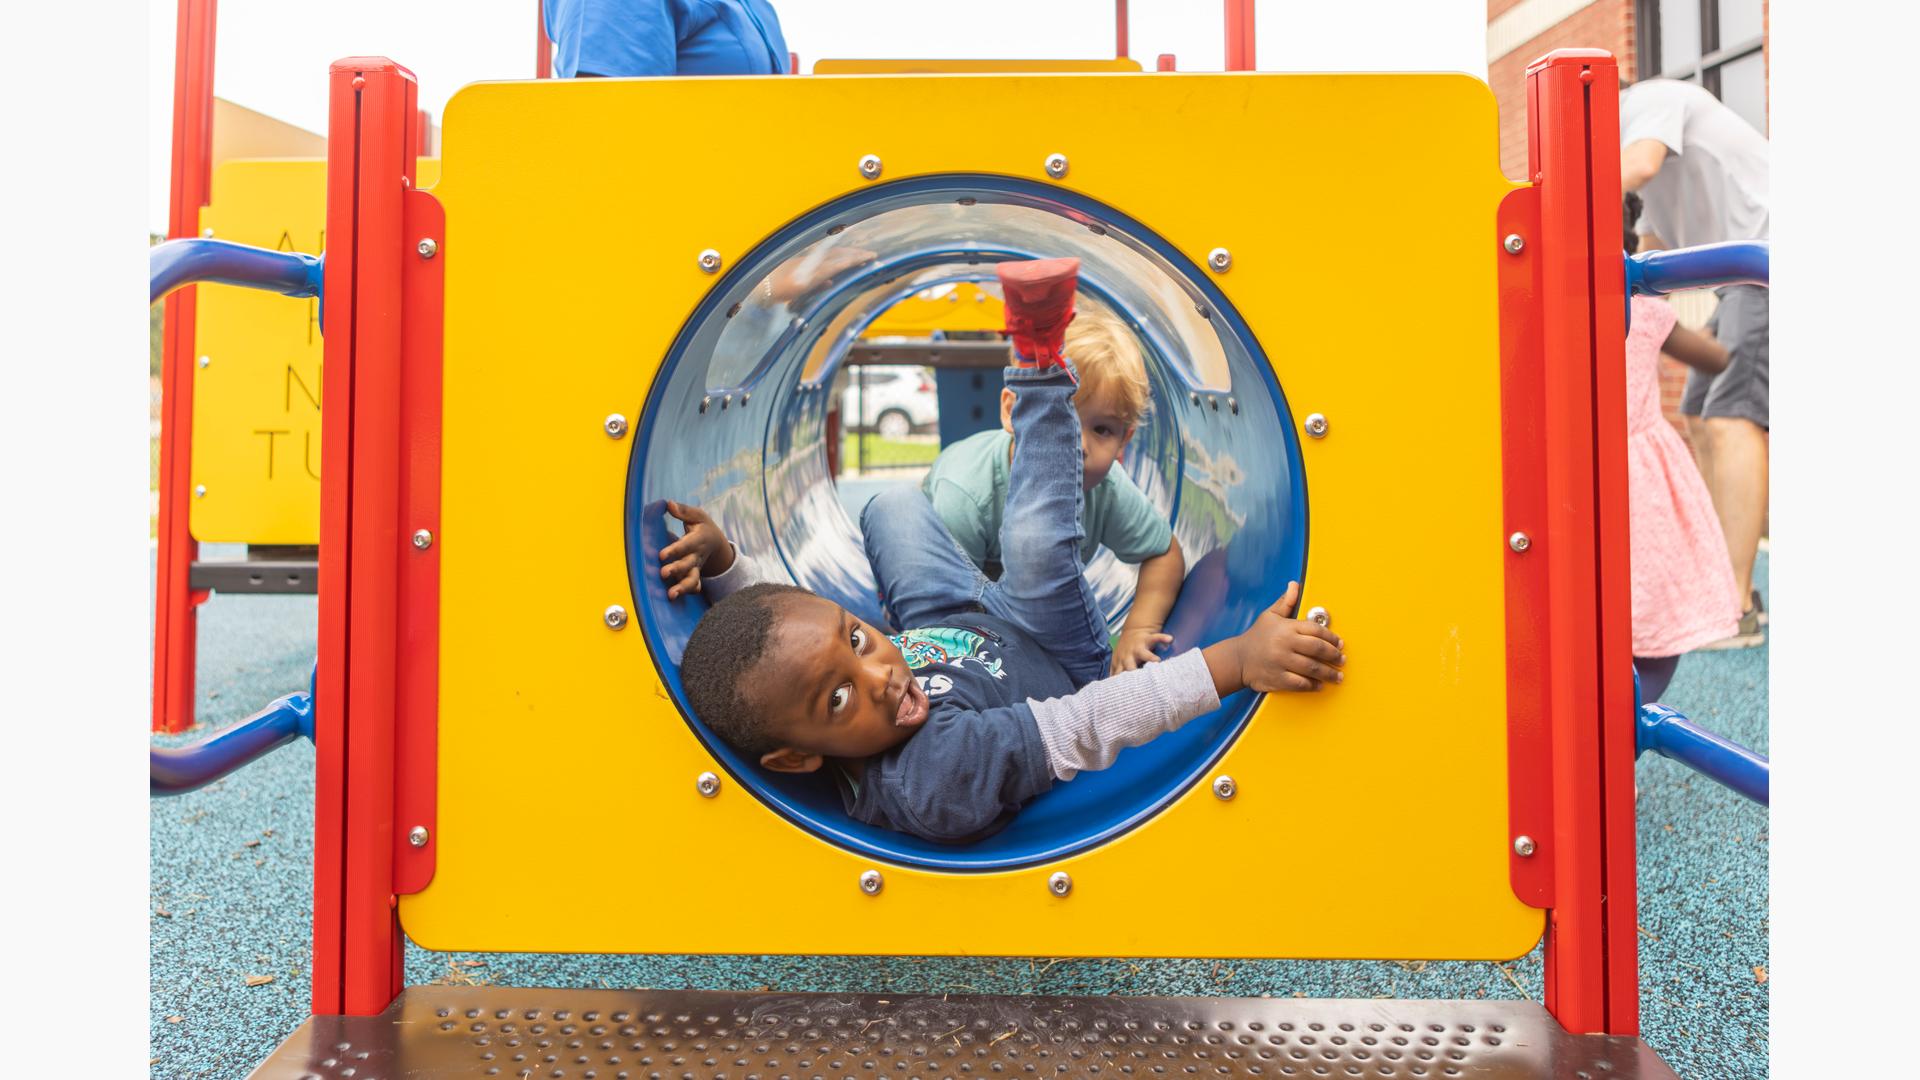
[1620,79,1769,249]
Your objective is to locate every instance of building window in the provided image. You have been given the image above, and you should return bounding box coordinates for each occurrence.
[1636,0,1767,133]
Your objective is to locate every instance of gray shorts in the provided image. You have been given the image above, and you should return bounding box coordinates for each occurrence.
[1681,284,1769,429]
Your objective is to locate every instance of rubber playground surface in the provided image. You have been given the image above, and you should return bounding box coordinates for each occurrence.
[149,548,1770,1080]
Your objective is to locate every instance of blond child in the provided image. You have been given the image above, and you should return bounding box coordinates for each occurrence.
[921,309,1186,675]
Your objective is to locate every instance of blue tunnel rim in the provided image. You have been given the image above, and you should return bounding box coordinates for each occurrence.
[625,173,1309,872]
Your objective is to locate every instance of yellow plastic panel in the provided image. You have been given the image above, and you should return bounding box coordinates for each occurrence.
[189,158,439,543]
[862,282,1004,338]
[410,72,1536,960]
[814,58,1143,74]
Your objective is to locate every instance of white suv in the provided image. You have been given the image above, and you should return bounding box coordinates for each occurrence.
[838,365,939,438]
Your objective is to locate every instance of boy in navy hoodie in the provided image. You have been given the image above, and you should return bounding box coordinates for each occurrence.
[662,258,1345,843]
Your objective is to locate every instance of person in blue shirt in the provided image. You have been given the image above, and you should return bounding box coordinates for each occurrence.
[659,259,1347,844]
[545,0,789,78]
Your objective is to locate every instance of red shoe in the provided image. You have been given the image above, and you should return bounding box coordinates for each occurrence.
[998,257,1080,374]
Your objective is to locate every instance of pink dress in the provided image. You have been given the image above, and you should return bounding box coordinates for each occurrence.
[1625,296,1741,657]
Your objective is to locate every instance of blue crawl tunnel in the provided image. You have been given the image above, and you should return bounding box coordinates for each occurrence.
[627,176,1308,871]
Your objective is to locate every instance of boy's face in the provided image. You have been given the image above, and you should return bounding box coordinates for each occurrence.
[1000,387,1137,491]
[747,593,929,773]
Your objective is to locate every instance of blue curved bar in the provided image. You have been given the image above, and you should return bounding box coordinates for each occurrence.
[1626,241,1769,297]
[150,690,315,795]
[150,238,324,305]
[1635,701,1769,806]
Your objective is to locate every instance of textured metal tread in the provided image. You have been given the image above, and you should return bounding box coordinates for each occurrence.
[250,986,1675,1080]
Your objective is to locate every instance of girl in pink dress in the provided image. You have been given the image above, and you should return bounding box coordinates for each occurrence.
[1624,193,1744,702]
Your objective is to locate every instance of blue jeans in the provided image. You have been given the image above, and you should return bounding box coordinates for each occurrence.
[861,364,1111,688]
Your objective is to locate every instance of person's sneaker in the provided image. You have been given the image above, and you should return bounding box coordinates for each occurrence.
[998,257,1080,374]
[1695,604,1765,651]
[1750,588,1767,626]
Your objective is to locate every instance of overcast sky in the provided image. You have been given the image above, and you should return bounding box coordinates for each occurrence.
[148,0,1485,232]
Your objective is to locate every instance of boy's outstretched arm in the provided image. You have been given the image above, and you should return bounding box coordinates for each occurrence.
[1029,581,1343,780]
[1113,537,1185,673]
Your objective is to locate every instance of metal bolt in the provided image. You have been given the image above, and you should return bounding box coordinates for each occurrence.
[197,355,211,369]
[859,869,884,895]
[722,393,733,410]
[1208,396,1219,411]
[1503,234,1525,255]
[603,604,629,630]
[1508,531,1532,553]
[1189,391,1201,406]
[1207,247,1232,273]
[1212,775,1237,800]
[1227,397,1239,415]
[411,528,433,550]
[697,248,723,274]
[858,154,883,180]
[1304,413,1329,438]
[1513,835,1537,857]
[700,396,712,413]
[741,391,752,405]
[194,484,207,498]
[417,238,438,259]
[1047,871,1073,897]
[1044,153,1069,179]
[696,772,721,798]
[408,826,429,848]
[604,413,629,439]
[1305,606,1331,628]
[201,226,214,238]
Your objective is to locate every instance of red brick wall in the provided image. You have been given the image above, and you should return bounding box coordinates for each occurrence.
[1488,1,1636,180]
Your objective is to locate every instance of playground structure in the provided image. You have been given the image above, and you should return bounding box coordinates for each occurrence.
[146,34,1776,1080]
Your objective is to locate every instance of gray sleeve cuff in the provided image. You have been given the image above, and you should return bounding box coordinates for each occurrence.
[700,544,763,603]
[1027,648,1221,781]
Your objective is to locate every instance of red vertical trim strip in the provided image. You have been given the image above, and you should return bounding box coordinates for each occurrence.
[1498,185,1554,911]
[536,0,553,78]
[314,56,418,1019]
[1523,47,1637,1037]
[394,188,445,896]
[154,0,218,734]
[1224,0,1255,71]
[1115,0,1130,59]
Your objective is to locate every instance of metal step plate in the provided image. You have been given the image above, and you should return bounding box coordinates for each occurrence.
[251,987,1675,1080]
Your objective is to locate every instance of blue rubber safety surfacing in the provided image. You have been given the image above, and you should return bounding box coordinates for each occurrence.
[626,175,1308,870]
[146,553,1770,1080]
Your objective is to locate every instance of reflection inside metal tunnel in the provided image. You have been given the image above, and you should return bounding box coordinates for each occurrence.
[627,176,1307,870]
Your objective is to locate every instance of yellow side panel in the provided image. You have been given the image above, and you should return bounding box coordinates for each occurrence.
[862,282,1005,338]
[409,72,1537,960]
[813,58,1143,74]
[188,158,440,543]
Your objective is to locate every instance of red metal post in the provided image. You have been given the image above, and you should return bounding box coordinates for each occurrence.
[1115,0,1129,59]
[313,56,420,1018]
[536,0,553,78]
[154,0,218,734]
[1523,48,1638,1036]
[1224,0,1255,71]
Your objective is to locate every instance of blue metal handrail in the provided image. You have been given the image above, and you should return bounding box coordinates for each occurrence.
[150,237,324,306]
[1635,701,1770,807]
[1626,240,1769,297]
[151,686,315,796]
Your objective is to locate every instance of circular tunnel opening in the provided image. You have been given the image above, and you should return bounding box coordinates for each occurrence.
[627,176,1307,870]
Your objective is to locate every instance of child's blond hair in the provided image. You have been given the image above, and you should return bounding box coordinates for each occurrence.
[1062,311,1153,429]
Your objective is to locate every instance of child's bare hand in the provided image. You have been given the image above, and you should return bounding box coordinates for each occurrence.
[658,501,735,600]
[1111,627,1174,674]
[1235,582,1345,692]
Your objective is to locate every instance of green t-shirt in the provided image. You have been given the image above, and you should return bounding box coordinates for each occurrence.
[921,429,1173,567]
